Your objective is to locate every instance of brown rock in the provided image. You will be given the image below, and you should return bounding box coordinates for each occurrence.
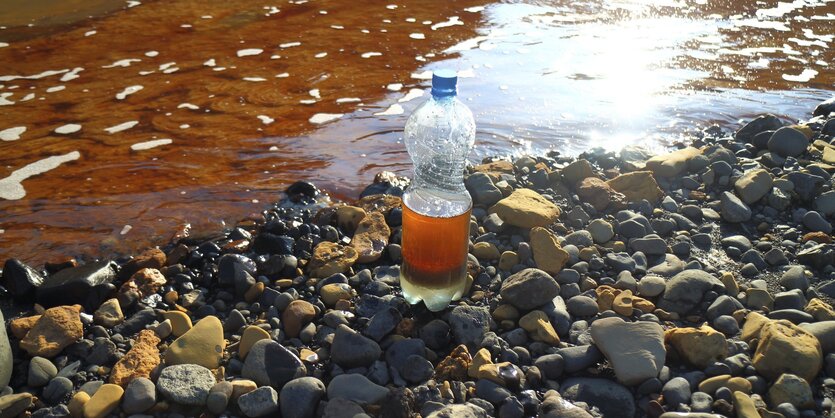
[109,329,161,386]
[576,177,625,211]
[20,305,83,358]
[665,325,728,368]
[434,344,472,382]
[519,310,559,346]
[164,316,225,369]
[93,298,124,328]
[9,315,41,339]
[118,268,167,308]
[282,300,317,338]
[120,248,166,279]
[802,232,832,244]
[351,211,391,263]
[308,242,358,278]
[805,298,835,321]
[357,194,401,216]
[473,160,514,179]
[489,188,561,229]
[244,282,264,304]
[612,290,634,316]
[561,159,595,186]
[607,171,664,203]
[529,227,569,275]
[741,311,770,343]
[336,206,367,234]
[752,320,822,382]
[645,147,701,177]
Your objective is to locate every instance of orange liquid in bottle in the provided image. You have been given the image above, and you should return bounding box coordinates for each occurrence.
[400,200,471,310]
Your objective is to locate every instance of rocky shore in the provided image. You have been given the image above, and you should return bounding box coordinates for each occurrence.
[1,97,835,418]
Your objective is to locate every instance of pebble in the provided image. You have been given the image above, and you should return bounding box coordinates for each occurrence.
[239,325,271,360]
[164,315,225,369]
[591,317,665,385]
[282,299,317,338]
[331,324,382,368]
[42,376,73,404]
[122,377,156,414]
[768,126,809,158]
[20,305,84,358]
[662,377,692,408]
[327,373,390,405]
[560,377,635,417]
[449,305,492,349]
[500,268,560,310]
[767,373,814,409]
[162,310,192,337]
[92,298,123,328]
[207,381,233,414]
[157,364,216,406]
[242,339,306,389]
[280,377,326,418]
[238,386,280,417]
[83,383,124,418]
[28,356,58,387]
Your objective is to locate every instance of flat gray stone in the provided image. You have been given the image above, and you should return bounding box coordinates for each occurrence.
[590,317,665,385]
[157,364,215,406]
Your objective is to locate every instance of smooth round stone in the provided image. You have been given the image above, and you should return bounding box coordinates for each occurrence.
[401,354,434,384]
[419,319,451,350]
[239,325,271,360]
[637,276,666,297]
[164,316,225,369]
[242,339,306,389]
[157,364,215,406]
[280,377,326,418]
[83,383,124,418]
[588,219,614,244]
[662,377,692,408]
[206,381,233,414]
[238,386,279,417]
[28,357,58,387]
[327,373,389,405]
[162,311,193,337]
[566,295,598,317]
[122,377,156,414]
[42,376,73,404]
[713,315,740,336]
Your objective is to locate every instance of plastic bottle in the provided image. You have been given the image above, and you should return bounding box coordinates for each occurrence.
[400,69,476,311]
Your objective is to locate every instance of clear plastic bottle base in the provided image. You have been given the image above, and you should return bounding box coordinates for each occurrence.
[400,276,466,312]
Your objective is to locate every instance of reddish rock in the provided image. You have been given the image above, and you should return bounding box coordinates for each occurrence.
[576,177,626,211]
[109,329,161,386]
[282,300,317,338]
[118,268,167,308]
[120,248,166,279]
[20,305,83,358]
[357,194,401,216]
[9,315,41,339]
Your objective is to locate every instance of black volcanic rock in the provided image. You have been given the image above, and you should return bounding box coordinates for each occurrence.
[2,259,44,299]
[35,261,118,311]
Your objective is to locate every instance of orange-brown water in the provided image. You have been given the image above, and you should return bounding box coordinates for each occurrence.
[401,203,471,289]
[0,0,833,266]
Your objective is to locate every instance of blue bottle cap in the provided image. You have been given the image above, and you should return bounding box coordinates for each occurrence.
[431,69,457,98]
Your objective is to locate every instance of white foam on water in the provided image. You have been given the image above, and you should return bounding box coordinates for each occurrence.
[309,89,321,99]
[361,52,382,58]
[383,19,392,23]
[0,126,26,141]
[213,67,226,71]
[181,24,192,29]
[158,62,176,71]
[120,225,132,235]
[409,33,425,39]
[331,25,344,30]
[20,93,34,102]
[280,42,301,48]
[177,103,199,110]
[782,68,818,82]
[104,120,139,133]
[457,68,475,78]
[201,15,213,19]
[0,151,81,200]
[102,58,141,68]
[257,115,274,124]
[431,16,463,30]
[180,124,190,129]
[275,73,290,78]
[265,7,280,16]
[46,86,65,93]
[444,36,489,53]
[60,67,84,82]
[464,6,484,12]
[0,92,14,105]
[315,52,327,58]
[733,18,790,31]
[84,30,97,37]
[243,77,267,82]
[386,4,397,9]
[309,113,343,124]
[802,28,834,42]
[139,70,155,76]
[269,146,279,151]
[145,50,159,57]
[411,70,432,80]
[204,58,216,66]
[406,18,416,22]
[237,48,263,57]
[788,37,828,47]
[116,85,143,100]
[127,0,141,7]
[811,13,835,20]
[131,138,172,151]
[0,42,8,48]
[319,10,328,14]
[374,103,403,116]
[55,124,82,134]
[0,69,69,82]
[387,83,403,91]
[398,88,424,103]
[336,97,361,103]
[361,29,370,34]
[299,99,317,104]
[271,55,281,60]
